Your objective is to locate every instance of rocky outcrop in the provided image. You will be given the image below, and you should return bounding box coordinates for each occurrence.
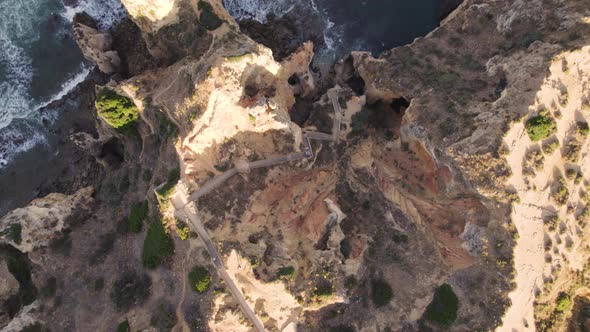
[0,187,94,253]
[73,15,121,74]
[0,261,18,327]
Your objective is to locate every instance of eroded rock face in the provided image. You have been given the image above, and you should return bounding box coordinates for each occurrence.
[73,17,121,74]
[0,260,18,327]
[0,187,94,253]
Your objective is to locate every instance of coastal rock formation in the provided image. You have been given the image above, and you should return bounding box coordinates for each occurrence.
[0,187,94,253]
[3,0,590,331]
[0,261,18,327]
[73,17,122,74]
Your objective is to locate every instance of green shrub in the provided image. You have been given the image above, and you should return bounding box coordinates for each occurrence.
[198,1,222,30]
[564,139,582,163]
[111,270,151,310]
[555,292,571,312]
[95,90,139,133]
[542,139,560,154]
[371,279,393,307]
[189,266,211,293]
[155,168,180,211]
[566,168,578,180]
[175,224,189,240]
[115,320,130,332]
[89,232,116,265]
[157,111,178,139]
[312,279,334,301]
[424,283,459,327]
[577,121,590,137]
[525,115,556,141]
[5,223,22,244]
[142,221,175,269]
[150,302,177,331]
[128,201,148,233]
[277,266,296,281]
[552,177,569,206]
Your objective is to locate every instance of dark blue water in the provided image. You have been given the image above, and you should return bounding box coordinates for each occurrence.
[0,0,126,167]
[223,0,440,59]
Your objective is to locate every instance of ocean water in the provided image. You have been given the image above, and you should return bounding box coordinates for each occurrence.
[0,0,126,167]
[223,0,439,60]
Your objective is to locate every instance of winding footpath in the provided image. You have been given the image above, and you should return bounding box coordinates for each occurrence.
[170,89,344,332]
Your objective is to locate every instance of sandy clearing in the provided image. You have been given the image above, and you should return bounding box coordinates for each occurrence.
[499,46,590,331]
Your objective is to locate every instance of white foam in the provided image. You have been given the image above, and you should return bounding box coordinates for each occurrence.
[37,63,92,110]
[61,0,127,30]
[0,121,48,168]
[223,0,297,23]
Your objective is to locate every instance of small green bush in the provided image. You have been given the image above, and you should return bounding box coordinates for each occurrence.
[525,115,556,141]
[564,139,582,163]
[142,221,175,269]
[277,266,296,281]
[150,302,177,331]
[312,279,334,301]
[542,139,560,154]
[176,225,189,240]
[189,266,211,293]
[157,111,178,139]
[371,279,393,307]
[555,292,571,312]
[156,168,181,211]
[128,201,148,233]
[116,320,130,332]
[424,283,459,327]
[552,177,569,206]
[111,270,151,310]
[198,1,222,30]
[95,90,139,133]
[7,223,22,244]
[577,121,590,137]
[89,232,116,265]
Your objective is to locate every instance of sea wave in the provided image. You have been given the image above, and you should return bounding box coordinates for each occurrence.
[62,0,127,30]
[223,0,298,23]
[0,0,125,168]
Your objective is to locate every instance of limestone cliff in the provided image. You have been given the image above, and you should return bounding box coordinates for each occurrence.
[0,187,94,253]
[3,0,590,331]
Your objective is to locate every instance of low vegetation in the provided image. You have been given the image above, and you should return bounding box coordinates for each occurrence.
[95,89,139,134]
[111,270,151,311]
[150,301,177,331]
[525,114,557,142]
[277,266,296,281]
[312,279,334,302]
[188,266,211,293]
[1,223,22,244]
[156,110,178,139]
[116,320,130,332]
[371,279,393,307]
[542,139,560,154]
[577,121,590,137]
[423,283,459,327]
[89,232,116,265]
[155,168,180,212]
[128,201,148,233]
[551,175,569,206]
[175,220,190,240]
[564,139,582,163]
[142,221,175,269]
